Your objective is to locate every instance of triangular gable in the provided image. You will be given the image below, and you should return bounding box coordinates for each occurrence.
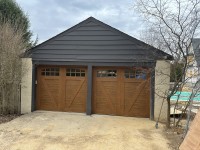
[25,17,173,62]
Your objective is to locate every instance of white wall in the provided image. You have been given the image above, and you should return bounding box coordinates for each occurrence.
[21,58,32,114]
[154,60,171,123]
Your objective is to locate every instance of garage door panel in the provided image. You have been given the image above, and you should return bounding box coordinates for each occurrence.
[65,80,82,105]
[36,66,87,112]
[94,80,118,115]
[93,67,150,118]
[69,103,85,112]
[37,78,60,110]
[65,79,87,112]
[124,80,147,113]
[125,99,148,117]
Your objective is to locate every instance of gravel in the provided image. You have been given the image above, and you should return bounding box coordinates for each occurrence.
[0,114,20,124]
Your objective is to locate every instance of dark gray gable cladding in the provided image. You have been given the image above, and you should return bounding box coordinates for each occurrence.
[26,17,173,63]
[192,38,200,66]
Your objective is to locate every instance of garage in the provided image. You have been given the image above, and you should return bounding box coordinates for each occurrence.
[36,66,150,117]
[36,66,87,112]
[93,67,150,117]
[24,17,172,119]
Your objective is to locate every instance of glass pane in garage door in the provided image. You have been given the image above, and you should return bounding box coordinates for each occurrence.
[97,70,117,77]
[66,68,86,77]
[41,68,60,76]
[124,68,147,79]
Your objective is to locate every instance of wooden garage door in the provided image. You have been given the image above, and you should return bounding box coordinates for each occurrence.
[36,66,87,112]
[93,67,150,117]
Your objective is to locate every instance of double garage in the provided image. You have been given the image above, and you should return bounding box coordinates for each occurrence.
[36,66,150,117]
[26,17,172,119]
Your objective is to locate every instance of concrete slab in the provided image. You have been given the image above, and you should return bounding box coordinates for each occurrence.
[0,111,170,150]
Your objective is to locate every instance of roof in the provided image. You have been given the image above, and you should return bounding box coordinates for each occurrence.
[24,17,173,62]
[192,38,200,66]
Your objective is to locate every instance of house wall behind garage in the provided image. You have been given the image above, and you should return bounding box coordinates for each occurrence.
[154,60,171,122]
[21,58,32,114]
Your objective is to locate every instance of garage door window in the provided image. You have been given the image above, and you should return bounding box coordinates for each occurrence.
[66,68,85,77]
[124,69,146,79]
[41,68,59,76]
[97,70,117,77]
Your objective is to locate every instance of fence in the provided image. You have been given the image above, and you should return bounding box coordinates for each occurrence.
[179,109,200,150]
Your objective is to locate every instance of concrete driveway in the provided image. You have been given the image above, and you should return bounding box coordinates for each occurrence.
[0,111,170,150]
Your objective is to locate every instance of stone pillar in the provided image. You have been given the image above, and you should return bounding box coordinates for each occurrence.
[154,60,170,122]
[21,58,32,114]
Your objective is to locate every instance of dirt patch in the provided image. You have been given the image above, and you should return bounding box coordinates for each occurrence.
[164,127,184,150]
[0,111,172,150]
[0,114,20,124]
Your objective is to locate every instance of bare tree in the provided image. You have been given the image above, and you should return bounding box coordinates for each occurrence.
[0,21,27,114]
[134,0,200,127]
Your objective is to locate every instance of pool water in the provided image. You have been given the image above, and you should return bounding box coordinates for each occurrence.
[170,91,200,101]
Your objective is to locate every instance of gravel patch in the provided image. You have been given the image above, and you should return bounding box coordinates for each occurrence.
[0,114,20,124]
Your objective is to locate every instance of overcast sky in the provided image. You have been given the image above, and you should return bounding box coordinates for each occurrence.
[16,0,144,44]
